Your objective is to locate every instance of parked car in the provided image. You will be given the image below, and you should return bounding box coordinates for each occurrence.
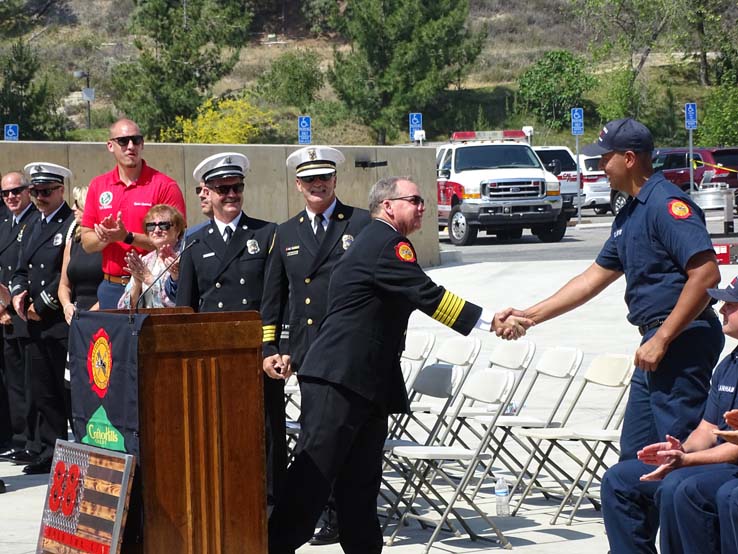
[578,154,611,214]
[533,146,580,217]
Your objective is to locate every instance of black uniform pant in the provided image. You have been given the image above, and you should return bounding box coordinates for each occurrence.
[26,335,69,460]
[3,337,34,449]
[268,377,387,554]
[264,374,287,506]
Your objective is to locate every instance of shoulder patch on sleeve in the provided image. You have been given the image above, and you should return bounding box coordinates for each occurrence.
[668,199,692,220]
[395,242,416,263]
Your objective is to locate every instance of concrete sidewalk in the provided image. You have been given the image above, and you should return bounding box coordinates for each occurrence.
[2,259,737,553]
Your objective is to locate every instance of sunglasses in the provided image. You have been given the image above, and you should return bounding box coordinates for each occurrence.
[111,135,144,147]
[299,174,334,184]
[0,186,28,198]
[195,186,203,195]
[207,182,244,195]
[30,186,62,198]
[145,221,173,232]
[389,195,425,206]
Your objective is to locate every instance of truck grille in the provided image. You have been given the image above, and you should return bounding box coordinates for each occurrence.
[481,179,544,199]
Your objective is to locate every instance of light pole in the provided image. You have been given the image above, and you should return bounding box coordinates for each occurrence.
[73,70,91,129]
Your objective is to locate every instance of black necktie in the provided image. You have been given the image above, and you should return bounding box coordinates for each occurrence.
[224,226,233,244]
[315,213,326,244]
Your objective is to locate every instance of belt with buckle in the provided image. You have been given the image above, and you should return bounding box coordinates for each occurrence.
[638,307,717,337]
[103,273,130,285]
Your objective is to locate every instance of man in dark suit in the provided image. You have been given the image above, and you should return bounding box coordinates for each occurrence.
[0,171,40,465]
[268,176,531,554]
[261,146,371,541]
[10,163,75,474]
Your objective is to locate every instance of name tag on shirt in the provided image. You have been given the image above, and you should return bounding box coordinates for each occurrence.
[718,384,736,393]
[202,252,215,258]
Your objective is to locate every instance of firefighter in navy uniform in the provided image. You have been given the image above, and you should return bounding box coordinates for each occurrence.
[10,163,75,475]
[175,152,280,499]
[268,177,532,554]
[261,146,371,542]
[0,171,40,465]
[176,153,276,312]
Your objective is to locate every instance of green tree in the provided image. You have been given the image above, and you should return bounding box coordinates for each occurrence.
[517,50,595,130]
[112,0,253,138]
[0,0,29,36]
[699,73,738,146]
[302,0,341,36]
[255,49,324,111]
[0,41,67,140]
[329,0,484,144]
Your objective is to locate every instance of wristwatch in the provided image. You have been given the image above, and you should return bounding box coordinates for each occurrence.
[123,231,134,245]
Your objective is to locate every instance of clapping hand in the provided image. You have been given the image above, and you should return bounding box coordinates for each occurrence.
[94,211,127,243]
[160,244,180,281]
[123,251,151,285]
[637,435,684,481]
[725,410,738,430]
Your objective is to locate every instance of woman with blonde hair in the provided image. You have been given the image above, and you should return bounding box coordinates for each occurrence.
[58,185,103,323]
[117,204,184,309]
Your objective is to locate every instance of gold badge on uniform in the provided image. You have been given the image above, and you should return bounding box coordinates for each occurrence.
[668,199,692,220]
[247,239,260,254]
[342,234,354,250]
[395,242,416,263]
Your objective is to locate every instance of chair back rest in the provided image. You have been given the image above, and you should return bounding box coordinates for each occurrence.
[489,339,536,371]
[402,331,436,362]
[410,363,458,399]
[433,336,482,368]
[462,368,515,405]
[536,347,583,378]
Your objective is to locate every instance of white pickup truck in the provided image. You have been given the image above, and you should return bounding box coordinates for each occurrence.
[436,131,565,246]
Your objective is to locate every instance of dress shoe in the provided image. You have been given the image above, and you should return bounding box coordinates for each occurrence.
[8,450,38,465]
[0,447,22,460]
[0,479,6,493]
[22,457,52,475]
[309,523,339,546]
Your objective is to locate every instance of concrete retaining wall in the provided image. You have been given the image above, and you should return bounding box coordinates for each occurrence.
[0,142,439,265]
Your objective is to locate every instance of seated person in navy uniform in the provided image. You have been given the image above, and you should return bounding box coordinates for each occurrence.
[260,145,371,541]
[268,176,532,554]
[601,275,738,554]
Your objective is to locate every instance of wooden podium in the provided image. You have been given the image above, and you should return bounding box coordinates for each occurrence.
[131,309,266,554]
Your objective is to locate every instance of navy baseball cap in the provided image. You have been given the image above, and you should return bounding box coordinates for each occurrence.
[708,276,738,303]
[581,118,654,156]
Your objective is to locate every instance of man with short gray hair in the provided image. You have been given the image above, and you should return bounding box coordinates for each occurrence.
[268,176,531,554]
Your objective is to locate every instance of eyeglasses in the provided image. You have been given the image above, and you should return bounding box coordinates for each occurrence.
[145,221,173,232]
[207,182,244,195]
[30,186,62,198]
[0,186,28,198]
[111,135,144,147]
[299,174,333,183]
[388,195,425,206]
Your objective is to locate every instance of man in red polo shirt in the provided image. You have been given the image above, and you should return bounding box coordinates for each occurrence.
[81,118,186,308]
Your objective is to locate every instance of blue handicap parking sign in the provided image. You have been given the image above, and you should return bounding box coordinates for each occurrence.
[570,108,584,136]
[685,103,697,130]
[298,115,312,145]
[409,113,422,141]
[4,124,19,141]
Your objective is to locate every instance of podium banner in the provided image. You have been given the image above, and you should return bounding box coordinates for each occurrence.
[70,312,148,459]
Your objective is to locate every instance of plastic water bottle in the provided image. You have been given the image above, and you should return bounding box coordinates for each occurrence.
[495,476,510,516]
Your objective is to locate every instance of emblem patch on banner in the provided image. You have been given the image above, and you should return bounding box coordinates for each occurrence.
[668,199,691,219]
[395,242,416,263]
[81,405,126,452]
[87,328,112,399]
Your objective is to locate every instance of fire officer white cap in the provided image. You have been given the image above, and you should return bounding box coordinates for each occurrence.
[193,152,249,184]
[287,146,345,178]
[23,162,73,186]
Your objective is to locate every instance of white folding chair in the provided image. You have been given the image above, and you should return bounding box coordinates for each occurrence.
[511,353,634,521]
[385,368,516,552]
[401,331,436,389]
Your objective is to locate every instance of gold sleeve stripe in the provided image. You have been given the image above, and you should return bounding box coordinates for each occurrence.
[262,325,277,342]
[431,291,465,327]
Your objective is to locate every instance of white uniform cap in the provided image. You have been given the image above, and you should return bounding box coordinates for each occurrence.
[23,162,72,185]
[286,146,345,178]
[193,152,249,184]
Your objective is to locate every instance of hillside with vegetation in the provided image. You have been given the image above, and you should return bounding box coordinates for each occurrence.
[1,0,737,148]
